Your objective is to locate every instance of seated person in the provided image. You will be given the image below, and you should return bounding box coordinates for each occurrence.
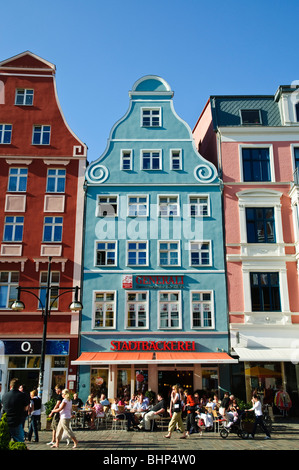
[141,394,166,431]
[124,394,148,431]
[99,394,110,407]
[85,394,96,429]
[72,393,83,409]
[94,397,105,418]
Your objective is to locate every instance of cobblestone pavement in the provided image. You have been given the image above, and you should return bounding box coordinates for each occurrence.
[25,419,299,453]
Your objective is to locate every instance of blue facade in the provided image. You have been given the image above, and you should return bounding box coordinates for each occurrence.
[76,76,232,401]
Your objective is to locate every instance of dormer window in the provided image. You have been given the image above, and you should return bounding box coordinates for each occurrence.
[240,109,261,125]
[142,108,161,127]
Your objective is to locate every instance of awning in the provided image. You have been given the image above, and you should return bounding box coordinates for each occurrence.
[72,351,237,365]
[234,347,299,362]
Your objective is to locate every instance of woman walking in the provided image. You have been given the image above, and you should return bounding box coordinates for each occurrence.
[49,389,78,449]
[164,385,186,439]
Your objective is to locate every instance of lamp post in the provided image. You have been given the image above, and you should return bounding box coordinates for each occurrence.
[11,256,83,402]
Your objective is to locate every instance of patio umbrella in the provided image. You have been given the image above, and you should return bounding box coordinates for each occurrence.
[245,366,281,378]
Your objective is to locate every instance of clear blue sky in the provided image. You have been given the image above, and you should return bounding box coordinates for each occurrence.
[1,0,299,163]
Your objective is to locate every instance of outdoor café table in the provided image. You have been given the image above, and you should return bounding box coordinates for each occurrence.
[78,407,94,428]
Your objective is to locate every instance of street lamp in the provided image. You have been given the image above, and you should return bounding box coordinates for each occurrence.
[11,256,83,402]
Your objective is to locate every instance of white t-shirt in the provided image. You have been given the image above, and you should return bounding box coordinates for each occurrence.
[251,400,263,416]
[60,398,73,419]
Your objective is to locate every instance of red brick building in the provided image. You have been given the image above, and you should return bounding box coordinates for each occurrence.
[0,51,87,401]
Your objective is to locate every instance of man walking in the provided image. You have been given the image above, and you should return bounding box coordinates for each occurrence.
[246,394,271,439]
[2,378,30,442]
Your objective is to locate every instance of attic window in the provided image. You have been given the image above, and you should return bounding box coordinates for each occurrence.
[240,109,261,125]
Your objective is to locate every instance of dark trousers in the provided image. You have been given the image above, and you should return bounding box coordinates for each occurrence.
[186,411,197,433]
[28,415,40,442]
[251,415,270,437]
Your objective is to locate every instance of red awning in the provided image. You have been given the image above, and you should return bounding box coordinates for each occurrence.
[72,351,237,365]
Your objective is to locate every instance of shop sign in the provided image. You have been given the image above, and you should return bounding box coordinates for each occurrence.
[135,275,184,289]
[2,340,69,355]
[122,275,133,289]
[110,340,195,351]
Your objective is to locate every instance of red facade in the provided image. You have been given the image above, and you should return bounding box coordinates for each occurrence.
[0,52,87,399]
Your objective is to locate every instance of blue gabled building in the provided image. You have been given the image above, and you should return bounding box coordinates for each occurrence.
[73,76,236,402]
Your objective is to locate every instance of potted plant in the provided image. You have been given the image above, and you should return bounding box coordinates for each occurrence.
[0,413,27,450]
[44,397,56,430]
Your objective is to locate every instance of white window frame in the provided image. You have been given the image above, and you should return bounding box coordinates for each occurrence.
[170,149,182,170]
[158,290,182,329]
[15,88,34,106]
[158,194,180,217]
[158,240,181,267]
[125,290,149,329]
[188,194,210,217]
[141,150,162,170]
[127,195,149,217]
[32,125,51,145]
[240,109,262,125]
[95,240,117,267]
[239,144,275,183]
[3,216,24,242]
[39,271,60,310]
[120,149,133,171]
[190,290,214,329]
[189,241,212,267]
[42,216,63,242]
[0,271,19,309]
[46,168,66,193]
[7,167,28,193]
[96,195,119,217]
[141,107,161,127]
[93,290,116,329]
[127,240,148,266]
[0,124,12,144]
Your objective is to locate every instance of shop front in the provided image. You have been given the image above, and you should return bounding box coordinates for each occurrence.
[0,339,70,402]
[73,338,237,403]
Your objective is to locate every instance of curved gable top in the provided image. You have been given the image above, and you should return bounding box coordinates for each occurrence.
[129,75,173,97]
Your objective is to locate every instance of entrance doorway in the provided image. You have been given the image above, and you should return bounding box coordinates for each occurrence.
[8,369,39,393]
[158,370,193,402]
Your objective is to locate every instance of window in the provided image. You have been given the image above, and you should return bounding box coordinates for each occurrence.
[32,125,51,145]
[8,168,28,192]
[246,208,275,243]
[97,196,118,217]
[240,109,261,125]
[3,216,24,242]
[159,241,180,266]
[43,216,63,242]
[170,150,182,170]
[126,292,148,328]
[142,108,161,127]
[191,291,213,328]
[159,292,180,329]
[127,241,148,266]
[142,150,161,170]
[242,147,271,182]
[15,89,34,106]
[190,241,211,266]
[189,195,209,217]
[128,196,148,217]
[0,272,19,309]
[294,147,299,170]
[250,272,281,311]
[96,241,117,266]
[94,292,116,328]
[296,103,299,122]
[158,195,179,217]
[39,271,60,310]
[0,124,12,144]
[46,169,66,193]
[121,150,132,170]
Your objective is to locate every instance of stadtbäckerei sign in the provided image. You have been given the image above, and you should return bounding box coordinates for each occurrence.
[110,340,195,351]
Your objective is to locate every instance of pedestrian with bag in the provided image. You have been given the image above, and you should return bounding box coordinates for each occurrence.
[164,385,186,439]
